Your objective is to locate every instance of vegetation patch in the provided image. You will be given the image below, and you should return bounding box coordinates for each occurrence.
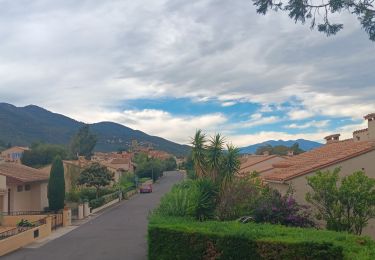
[148,216,375,260]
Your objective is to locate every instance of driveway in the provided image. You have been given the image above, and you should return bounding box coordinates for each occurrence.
[4,171,184,260]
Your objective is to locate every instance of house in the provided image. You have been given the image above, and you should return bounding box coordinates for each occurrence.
[264,113,375,237]
[0,162,49,213]
[101,158,135,182]
[40,158,90,193]
[238,154,287,177]
[148,150,173,160]
[0,146,29,163]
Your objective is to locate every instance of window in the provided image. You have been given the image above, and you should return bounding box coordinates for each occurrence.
[17,185,23,192]
[25,184,31,191]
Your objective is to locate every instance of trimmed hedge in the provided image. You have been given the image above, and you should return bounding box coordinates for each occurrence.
[148,216,375,259]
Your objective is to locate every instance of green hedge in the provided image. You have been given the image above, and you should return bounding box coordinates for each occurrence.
[148,216,375,259]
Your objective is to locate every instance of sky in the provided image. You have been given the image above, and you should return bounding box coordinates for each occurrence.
[0,0,374,147]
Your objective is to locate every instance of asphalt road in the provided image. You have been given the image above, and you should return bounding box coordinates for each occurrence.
[4,171,184,260]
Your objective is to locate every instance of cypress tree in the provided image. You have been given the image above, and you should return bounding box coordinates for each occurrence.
[48,156,65,211]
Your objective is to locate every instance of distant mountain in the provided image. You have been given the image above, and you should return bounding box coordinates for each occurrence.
[239,139,323,154]
[0,103,190,156]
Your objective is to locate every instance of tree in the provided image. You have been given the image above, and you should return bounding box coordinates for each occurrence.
[255,143,304,156]
[134,153,167,182]
[206,134,225,182]
[306,168,375,235]
[252,0,375,41]
[164,157,177,171]
[21,142,68,168]
[70,125,97,160]
[220,144,240,187]
[191,130,207,178]
[190,130,241,185]
[48,156,65,211]
[78,163,114,199]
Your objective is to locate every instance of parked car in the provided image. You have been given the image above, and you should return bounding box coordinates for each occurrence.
[140,184,152,193]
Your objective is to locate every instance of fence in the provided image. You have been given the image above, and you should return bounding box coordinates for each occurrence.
[51,213,63,230]
[71,207,79,220]
[1,211,53,216]
[0,217,47,240]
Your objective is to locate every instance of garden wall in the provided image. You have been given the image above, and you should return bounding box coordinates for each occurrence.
[0,217,51,256]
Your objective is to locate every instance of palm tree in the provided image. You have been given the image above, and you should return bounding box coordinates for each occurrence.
[206,134,225,182]
[191,130,207,178]
[221,144,240,188]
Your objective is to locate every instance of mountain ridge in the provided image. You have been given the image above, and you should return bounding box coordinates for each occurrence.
[0,103,190,156]
[239,139,323,154]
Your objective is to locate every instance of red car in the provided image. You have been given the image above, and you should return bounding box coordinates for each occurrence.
[140,184,152,193]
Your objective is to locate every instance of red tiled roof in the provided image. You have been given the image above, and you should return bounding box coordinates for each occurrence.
[0,163,49,183]
[110,158,130,164]
[265,139,375,182]
[240,155,278,170]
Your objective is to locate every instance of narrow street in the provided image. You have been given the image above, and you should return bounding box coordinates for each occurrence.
[4,171,183,260]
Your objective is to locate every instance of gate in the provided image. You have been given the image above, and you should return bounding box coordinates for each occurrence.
[51,213,63,230]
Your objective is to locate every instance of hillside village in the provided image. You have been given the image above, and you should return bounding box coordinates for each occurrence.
[1,112,375,258]
[1,0,375,257]
[0,135,181,255]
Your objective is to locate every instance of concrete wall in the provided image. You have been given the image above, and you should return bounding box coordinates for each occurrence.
[0,176,6,190]
[8,182,47,212]
[369,119,375,140]
[0,216,51,256]
[39,183,48,210]
[268,149,375,238]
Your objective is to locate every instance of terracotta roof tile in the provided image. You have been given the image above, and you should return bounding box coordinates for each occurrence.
[240,155,278,170]
[110,158,130,164]
[265,139,375,182]
[0,163,49,183]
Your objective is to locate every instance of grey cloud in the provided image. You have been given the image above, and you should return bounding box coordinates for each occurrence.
[0,0,373,120]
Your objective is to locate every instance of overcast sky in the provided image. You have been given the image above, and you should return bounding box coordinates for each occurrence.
[0,0,374,146]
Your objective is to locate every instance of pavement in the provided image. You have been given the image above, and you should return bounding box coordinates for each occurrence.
[3,171,184,260]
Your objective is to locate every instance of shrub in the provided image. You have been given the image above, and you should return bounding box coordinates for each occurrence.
[102,191,119,204]
[306,169,375,235]
[155,179,218,221]
[155,181,199,217]
[79,187,115,201]
[194,178,218,221]
[216,176,264,220]
[253,188,315,228]
[17,219,35,227]
[89,197,105,209]
[148,215,375,259]
[65,189,80,203]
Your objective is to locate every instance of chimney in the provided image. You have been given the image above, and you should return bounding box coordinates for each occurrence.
[364,113,375,140]
[324,134,340,144]
[287,150,294,157]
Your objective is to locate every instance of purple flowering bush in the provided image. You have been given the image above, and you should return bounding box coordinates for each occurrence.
[253,189,315,228]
